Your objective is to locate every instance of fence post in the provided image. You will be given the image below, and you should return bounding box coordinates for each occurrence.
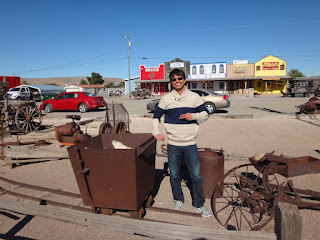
[275,202,302,240]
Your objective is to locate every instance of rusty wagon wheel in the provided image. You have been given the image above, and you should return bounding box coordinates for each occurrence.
[14,102,43,133]
[211,164,279,231]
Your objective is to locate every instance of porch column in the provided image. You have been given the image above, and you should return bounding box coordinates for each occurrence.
[224,81,227,93]
[245,81,247,95]
[265,81,268,94]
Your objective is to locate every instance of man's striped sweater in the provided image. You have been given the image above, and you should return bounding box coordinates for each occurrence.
[152,87,209,146]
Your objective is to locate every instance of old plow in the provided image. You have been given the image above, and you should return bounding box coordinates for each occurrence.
[211,152,320,231]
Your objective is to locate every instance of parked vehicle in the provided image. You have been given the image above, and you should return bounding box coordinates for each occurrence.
[40,92,105,113]
[7,86,31,101]
[147,89,230,114]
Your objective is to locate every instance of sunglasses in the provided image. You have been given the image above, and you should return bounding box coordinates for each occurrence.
[170,77,184,82]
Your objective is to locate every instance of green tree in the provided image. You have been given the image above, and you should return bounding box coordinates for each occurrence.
[288,68,305,78]
[80,79,88,85]
[87,72,104,85]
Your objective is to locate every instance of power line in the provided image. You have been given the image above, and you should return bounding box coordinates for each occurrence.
[133,54,320,60]
[3,49,127,75]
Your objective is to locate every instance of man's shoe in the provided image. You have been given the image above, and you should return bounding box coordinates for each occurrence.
[172,200,184,210]
[194,206,212,217]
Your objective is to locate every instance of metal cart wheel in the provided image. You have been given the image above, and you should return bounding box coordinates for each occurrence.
[101,208,113,215]
[211,164,279,231]
[112,122,127,134]
[98,122,113,134]
[14,102,43,133]
[129,206,145,219]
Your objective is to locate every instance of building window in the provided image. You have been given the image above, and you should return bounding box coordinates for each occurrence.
[192,66,196,74]
[191,83,197,89]
[200,65,204,74]
[219,64,224,73]
[212,65,216,73]
[219,82,225,89]
[280,64,285,70]
[256,66,261,71]
[257,81,262,87]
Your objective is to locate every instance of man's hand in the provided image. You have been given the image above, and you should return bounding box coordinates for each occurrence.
[179,112,193,121]
[155,134,165,141]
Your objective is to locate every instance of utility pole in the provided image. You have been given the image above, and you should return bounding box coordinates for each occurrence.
[125,34,131,95]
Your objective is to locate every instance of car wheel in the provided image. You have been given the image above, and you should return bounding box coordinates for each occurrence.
[78,103,88,113]
[205,102,216,114]
[17,97,22,101]
[44,104,53,113]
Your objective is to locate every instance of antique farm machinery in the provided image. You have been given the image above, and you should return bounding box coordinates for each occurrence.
[211,152,320,231]
[0,82,42,134]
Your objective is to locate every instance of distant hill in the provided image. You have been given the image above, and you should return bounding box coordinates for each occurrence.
[21,77,124,87]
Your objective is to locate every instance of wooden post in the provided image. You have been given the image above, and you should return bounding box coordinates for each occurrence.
[275,202,302,240]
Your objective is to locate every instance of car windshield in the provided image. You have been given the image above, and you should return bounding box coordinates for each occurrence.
[204,89,219,95]
[84,92,95,97]
[9,88,20,91]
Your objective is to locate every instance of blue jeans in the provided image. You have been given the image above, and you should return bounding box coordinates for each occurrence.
[167,144,205,208]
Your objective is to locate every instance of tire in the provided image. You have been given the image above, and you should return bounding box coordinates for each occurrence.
[17,97,22,101]
[78,103,88,113]
[205,102,216,114]
[44,104,53,113]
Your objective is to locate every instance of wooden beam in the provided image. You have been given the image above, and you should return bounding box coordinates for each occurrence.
[6,145,69,159]
[275,202,302,240]
[0,198,276,240]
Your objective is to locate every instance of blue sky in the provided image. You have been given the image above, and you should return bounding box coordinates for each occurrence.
[1,0,319,79]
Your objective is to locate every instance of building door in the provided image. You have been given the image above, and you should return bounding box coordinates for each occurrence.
[264,81,272,93]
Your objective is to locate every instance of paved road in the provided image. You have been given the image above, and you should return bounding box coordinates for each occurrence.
[40,94,318,122]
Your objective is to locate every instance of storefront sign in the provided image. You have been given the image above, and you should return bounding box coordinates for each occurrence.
[170,62,184,68]
[140,64,164,80]
[262,62,279,70]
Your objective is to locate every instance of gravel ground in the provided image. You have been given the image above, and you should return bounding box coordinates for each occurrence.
[0,95,319,239]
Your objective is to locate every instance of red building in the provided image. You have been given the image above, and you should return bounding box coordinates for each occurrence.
[0,76,21,89]
[140,64,166,95]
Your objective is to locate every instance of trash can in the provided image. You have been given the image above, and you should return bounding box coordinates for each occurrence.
[67,133,156,211]
[199,148,224,198]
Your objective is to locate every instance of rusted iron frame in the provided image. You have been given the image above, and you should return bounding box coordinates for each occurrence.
[0,175,81,198]
[0,186,91,212]
[146,206,201,218]
[267,182,320,210]
[0,176,202,220]
[3,140,51,146]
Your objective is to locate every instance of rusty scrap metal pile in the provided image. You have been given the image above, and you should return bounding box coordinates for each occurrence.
[296,97,320,114]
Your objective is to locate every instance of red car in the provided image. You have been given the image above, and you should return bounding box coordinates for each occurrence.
[40,92,105,113]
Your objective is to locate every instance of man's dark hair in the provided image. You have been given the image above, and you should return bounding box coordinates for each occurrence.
[169,68,185,80]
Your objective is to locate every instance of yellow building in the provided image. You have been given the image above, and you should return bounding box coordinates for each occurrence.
[254,55,288,94]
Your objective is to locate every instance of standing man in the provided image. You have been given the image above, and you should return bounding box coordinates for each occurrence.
[152,68,211,217]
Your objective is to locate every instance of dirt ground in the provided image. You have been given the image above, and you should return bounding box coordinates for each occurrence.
[0,98,319,239]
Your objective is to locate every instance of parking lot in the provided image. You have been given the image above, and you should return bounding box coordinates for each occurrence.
[0,94,319,240]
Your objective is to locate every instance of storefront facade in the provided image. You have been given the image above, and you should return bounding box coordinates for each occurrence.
[135,55,292,96]
[254,55,288,94]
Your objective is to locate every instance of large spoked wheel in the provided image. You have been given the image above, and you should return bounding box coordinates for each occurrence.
[78,103,88,113]
[211,164,279,231]
[205,102,216,114]
[15,103,43,133]
[44,103,53,113]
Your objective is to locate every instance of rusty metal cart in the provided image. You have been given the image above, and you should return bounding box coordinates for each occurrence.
[211,152,320,231]
[67,133,156,219]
